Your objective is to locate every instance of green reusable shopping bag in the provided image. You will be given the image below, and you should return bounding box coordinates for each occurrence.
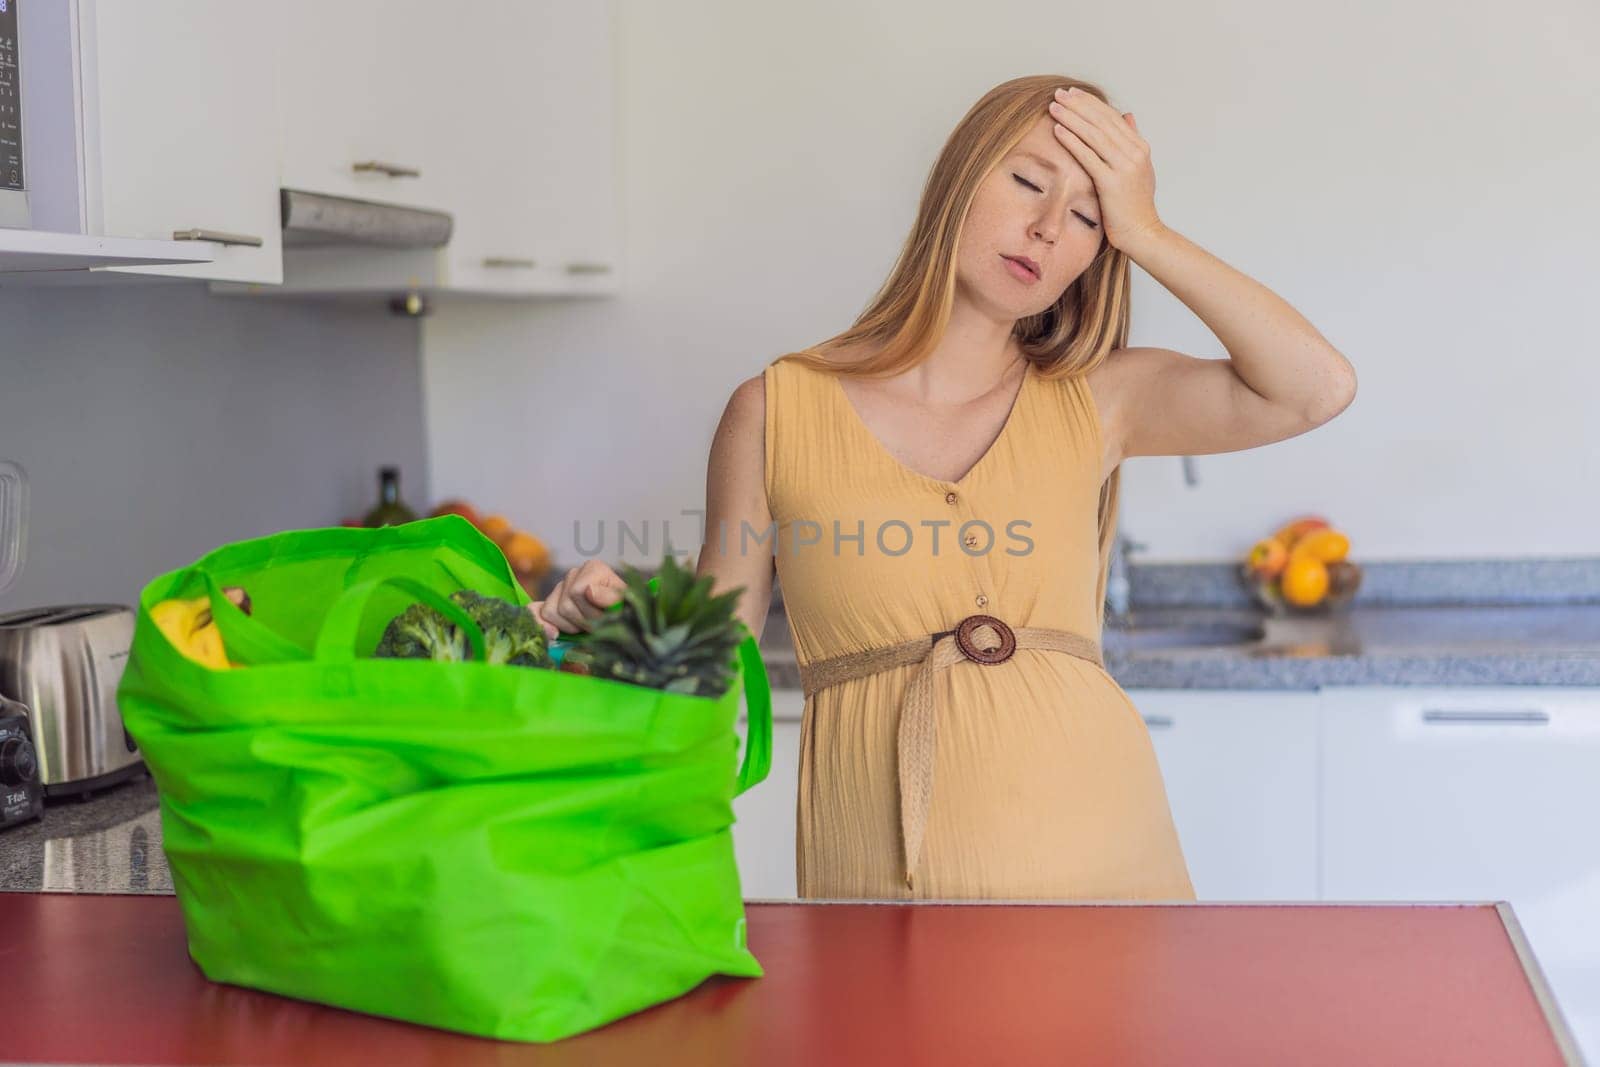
[116,514,773,1043]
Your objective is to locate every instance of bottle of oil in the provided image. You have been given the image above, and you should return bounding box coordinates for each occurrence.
[362,466,417,527]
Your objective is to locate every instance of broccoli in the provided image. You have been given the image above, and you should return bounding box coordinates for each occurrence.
[373,601,470,662]
[447,589,551,668]
[372,589,550,668]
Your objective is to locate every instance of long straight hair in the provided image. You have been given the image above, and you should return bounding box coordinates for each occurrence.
[773,74,1134,626]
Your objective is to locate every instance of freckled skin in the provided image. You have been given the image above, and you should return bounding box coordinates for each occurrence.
[955,114,1105,319]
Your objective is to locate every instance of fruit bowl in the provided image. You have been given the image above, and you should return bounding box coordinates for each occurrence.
[1239,561,1362,617]
[1240,515,1362,617]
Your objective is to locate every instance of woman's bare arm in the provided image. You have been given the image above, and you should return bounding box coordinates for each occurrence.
[698,373,776,642]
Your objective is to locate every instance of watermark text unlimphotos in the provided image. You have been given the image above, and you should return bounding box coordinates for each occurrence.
[566,510,1037,560]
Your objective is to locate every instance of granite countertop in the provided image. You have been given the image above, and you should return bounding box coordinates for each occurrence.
[757,601,1600,691]
[756,557,1600,690]
[2,772,169,895]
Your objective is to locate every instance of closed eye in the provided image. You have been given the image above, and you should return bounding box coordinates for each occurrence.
[1012,173,1100,230]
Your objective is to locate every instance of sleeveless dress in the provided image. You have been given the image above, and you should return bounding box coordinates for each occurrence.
[762,354,1196,901]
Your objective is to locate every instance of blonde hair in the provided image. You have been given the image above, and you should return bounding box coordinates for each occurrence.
[773,74,1134,625]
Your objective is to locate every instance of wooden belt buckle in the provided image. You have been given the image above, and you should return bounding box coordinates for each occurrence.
[954,613,1016,665]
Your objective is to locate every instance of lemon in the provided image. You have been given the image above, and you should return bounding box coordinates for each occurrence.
[1281,555,1330,607]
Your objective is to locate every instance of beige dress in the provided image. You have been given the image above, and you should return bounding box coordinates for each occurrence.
[762,354,1196,901]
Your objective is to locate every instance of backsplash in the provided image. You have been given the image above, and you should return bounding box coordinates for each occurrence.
[1128,557,1600,609]
[0,280,428,612]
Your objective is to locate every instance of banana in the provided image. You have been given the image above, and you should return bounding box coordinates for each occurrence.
[149,596,204,641]
[150,586,250,670]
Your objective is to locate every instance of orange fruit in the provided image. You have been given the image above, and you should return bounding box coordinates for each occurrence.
[1280,555,1330,607]
[1290,528,1350,563]
[1245,537,1290,579]
[503,531,549,574]
[429,499,482,529]
[480,514,513,545]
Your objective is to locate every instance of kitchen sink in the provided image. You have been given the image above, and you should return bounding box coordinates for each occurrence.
[1102,619,1267,652]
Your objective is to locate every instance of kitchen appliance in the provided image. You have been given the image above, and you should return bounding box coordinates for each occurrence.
[0,459,23,593]
[0,692,43,827]
[280,188,452,249]
[2,0,121,237]
[0,603,143,798]
[0,0,26,228]
[0,458,45,826]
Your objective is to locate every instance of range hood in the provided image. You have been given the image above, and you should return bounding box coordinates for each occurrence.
[209,188,467,300]
[280,189,452,249]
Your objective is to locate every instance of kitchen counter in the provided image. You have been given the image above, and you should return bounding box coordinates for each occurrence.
[0,771,170,894]
[0,893,1581,1065]
[757,602,1600,690]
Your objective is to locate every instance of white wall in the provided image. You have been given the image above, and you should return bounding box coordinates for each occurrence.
[423,0,1600,567]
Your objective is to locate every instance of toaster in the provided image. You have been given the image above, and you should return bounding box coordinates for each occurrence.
[0,604,144,798]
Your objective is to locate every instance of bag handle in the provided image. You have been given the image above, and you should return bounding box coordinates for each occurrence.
[313,576,488,663]
[733,626,773,797]
[199,571,312,665]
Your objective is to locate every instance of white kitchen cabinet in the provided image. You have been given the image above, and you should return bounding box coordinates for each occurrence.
[17,0,280,283]
[275,0,450,214]
[432,1,619,295]
[265,0,618,297]
[13,1,617,291]
[1320,685,1600,1061]
[731,689,803,900]
[1128,689,1321,901]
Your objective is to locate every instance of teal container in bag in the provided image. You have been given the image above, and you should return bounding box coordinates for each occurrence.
[116,515,773,1042]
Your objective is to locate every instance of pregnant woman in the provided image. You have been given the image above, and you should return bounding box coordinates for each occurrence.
[531,74,1356,901]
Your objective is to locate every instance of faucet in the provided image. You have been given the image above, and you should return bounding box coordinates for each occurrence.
[1104,457,1198,622]
[1105,526,1145,622]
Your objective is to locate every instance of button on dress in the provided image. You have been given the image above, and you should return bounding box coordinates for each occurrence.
[762,353,1196,901]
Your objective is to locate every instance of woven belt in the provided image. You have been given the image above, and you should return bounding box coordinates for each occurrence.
[796,614,1104,892]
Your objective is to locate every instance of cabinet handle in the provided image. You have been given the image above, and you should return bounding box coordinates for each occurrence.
[1143,715,1175,730]
[1421,709,1550,725]
[565,261,613,275]
[482,256,537,269]
[172,228,263,247]
[352,160,421,179]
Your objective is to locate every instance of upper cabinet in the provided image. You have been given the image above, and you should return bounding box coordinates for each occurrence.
[4,0,617,296]
[263,0,618,297]
[433,2,618,296]
[79,0,282,285]
[276,0,449,215]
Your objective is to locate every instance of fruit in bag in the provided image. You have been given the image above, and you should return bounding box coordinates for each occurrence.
[150,586,251,670]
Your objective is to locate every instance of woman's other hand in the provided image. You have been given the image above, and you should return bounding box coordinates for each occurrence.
[525,559,627,641]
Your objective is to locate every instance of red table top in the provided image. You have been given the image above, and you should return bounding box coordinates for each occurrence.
[1,893,1580,1066]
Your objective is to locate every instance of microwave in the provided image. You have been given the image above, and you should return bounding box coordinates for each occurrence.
[0,0,82,233]
[0,0,23,228]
